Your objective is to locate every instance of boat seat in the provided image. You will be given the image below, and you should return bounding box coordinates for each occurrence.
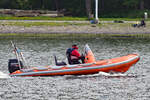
[54,55,67,66]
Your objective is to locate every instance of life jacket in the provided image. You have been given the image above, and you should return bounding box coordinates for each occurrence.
[66,48,75,57]
[66,48,77,64]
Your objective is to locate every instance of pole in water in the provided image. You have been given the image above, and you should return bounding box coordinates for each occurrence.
[10,41,22,69]
[11,41,29,69]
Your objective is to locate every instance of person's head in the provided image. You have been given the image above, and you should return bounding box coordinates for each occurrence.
[72,44,78,49]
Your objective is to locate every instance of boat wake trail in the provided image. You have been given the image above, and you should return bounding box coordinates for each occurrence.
[65,72,137,80]
[0,71,10,78]
[78,72,137,78]
[98,72,126,77]
[95,71,137,78]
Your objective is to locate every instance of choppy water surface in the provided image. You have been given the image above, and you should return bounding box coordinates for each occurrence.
[0,37,150,100]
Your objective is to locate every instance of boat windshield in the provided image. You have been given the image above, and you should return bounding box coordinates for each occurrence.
[83,44,96,63]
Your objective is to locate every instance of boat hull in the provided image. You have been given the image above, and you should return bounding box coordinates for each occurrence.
[10,54,140,77]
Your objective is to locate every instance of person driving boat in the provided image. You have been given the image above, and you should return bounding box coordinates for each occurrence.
[66,44,84,64]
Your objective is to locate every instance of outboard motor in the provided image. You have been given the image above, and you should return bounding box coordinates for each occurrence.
[8,59,23,73]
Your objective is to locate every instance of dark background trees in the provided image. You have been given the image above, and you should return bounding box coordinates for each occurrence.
[0,0,149,18]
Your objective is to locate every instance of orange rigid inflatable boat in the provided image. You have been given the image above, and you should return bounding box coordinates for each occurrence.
[9,44,140,77]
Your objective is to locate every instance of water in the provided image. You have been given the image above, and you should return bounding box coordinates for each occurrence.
[0,37,150,100]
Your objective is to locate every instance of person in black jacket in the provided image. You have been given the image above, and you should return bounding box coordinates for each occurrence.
[66,44,81,64]
[138,19,146,27]
[132,19,146,28]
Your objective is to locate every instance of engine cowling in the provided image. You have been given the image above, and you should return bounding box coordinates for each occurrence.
[8,59,23,73]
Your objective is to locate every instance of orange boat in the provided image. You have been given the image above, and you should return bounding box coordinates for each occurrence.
[8,44,140,77]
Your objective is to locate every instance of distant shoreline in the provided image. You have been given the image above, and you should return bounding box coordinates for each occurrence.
[0,25,149,34]
[0,20,150,37]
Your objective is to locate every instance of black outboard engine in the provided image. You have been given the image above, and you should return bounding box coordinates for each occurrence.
[8,59,23,73]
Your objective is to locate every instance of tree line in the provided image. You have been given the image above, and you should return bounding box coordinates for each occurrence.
[0,0,149,18]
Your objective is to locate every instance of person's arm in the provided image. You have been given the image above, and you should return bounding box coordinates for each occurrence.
[72,50,81,57]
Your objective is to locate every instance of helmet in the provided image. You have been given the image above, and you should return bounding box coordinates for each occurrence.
[72,44,78,49]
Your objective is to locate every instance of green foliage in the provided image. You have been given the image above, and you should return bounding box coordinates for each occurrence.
[1,33,150,38]
[0,21,89,27]
[0,16,148,21]
[0,16,88,20]
[0,0,149,18]
[11,0,30,9]
[101,10,150,18]
[122,0,140,8]
[63,0,86,16]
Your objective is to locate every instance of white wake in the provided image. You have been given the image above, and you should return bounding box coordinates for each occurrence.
[0,71,10,78]
[98,71,127,77]
[78,71,127,77]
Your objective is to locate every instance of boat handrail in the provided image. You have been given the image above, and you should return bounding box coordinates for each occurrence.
[66,62,96,68]
[20,69,34,72]
[66,65,78,68]
[79,62,96,66]
[51,66,64,69]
